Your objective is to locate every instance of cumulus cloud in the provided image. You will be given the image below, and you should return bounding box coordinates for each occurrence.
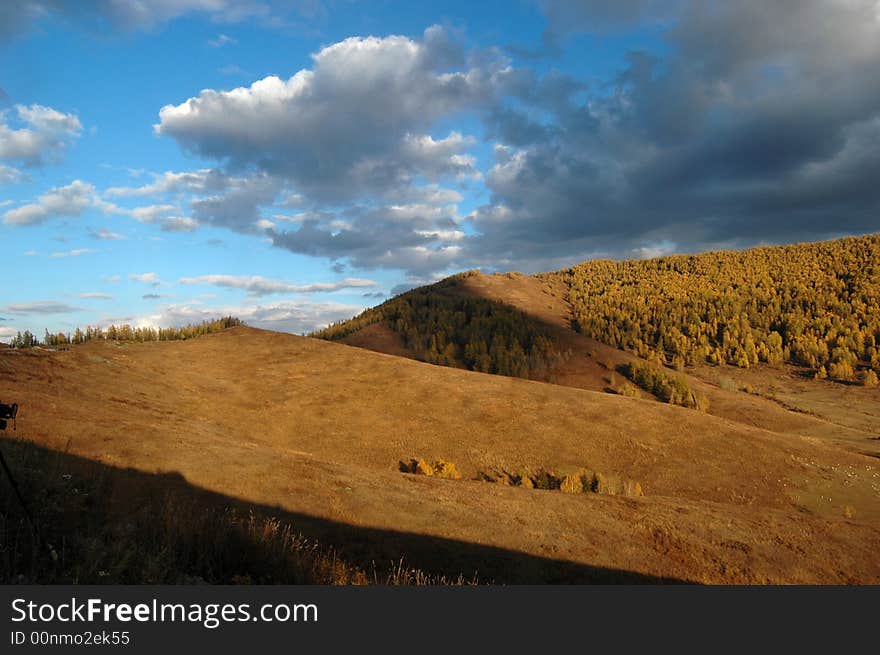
[268,203,467,275]
[0,104,82,166]
[107,168,280,233]
[154,26,503,202]
[2,180,96,225]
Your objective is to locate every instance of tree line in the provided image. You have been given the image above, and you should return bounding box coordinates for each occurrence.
[6,317,243,348]
[544,234,880,385]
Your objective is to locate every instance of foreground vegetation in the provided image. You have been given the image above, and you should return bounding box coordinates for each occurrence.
[314,273,564,380]
[0,437,461,585]
[7,317,243,349]
[548,234,880,382]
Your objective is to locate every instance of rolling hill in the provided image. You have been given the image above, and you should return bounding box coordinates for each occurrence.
[2,322,878,583]
[320,235,880,460]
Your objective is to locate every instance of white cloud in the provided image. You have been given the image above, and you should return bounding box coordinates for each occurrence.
[106,168,279,234]
[631,241,676,259]
[177,274,377,297]
[129,272,162,286]
[2,180,96,225]
[90,228,125,240]
[0,163,25,184]
[209,33,237,47]
[78,292,113,299]
[140,299,365,334]
[0,104,82,166]
[105,169,217,197]
[128,204,176,222]
[154,26,503,201]
[50,248,94,258]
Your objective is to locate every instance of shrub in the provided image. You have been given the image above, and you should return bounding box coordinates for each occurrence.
[828,360,856,382]
[433,459,462,480]
[617,382,641,398]
[560,472,585,494]
[530,469,562,490]
[478,466,644,498]
[621,362,709,411]
[400,458,462,480]
[718,376,739,392]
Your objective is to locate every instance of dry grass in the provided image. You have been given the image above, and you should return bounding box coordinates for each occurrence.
[2,327,879,583]
[0,438,462,585]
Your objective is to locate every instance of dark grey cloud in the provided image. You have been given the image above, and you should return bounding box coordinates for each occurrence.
[189,173,282,232]
[269,202,465,275]
[468,0,880,268]
[522,0,681,56]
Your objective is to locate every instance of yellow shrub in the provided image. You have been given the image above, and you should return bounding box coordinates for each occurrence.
[560,472,585,494]
[433,459,462,480]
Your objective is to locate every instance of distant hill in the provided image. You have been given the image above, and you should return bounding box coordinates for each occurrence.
[313,273,565,380]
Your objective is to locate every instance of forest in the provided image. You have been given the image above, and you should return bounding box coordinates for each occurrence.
[546,234,880,385]
[6,316,243,348]
[314,273,565,380]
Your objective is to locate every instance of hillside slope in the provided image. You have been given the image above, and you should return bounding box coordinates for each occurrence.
[1,327,878,583]
[323,237,880,458]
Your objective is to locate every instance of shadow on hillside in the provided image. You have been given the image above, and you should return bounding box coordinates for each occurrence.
[0,436,690,585]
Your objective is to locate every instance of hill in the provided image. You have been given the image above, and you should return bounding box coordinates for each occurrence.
[322,235,880,460]
[2,326,878,583]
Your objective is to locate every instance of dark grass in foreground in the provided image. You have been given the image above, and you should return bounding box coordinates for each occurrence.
[0,437,468,585]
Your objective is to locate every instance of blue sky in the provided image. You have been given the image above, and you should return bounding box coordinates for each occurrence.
[2,1,880,340]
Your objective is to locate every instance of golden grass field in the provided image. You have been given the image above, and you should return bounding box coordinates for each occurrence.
[2,277,879,583]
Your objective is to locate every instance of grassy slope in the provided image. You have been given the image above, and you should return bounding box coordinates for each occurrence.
[405,270,880,457]
[1,327,878,583]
